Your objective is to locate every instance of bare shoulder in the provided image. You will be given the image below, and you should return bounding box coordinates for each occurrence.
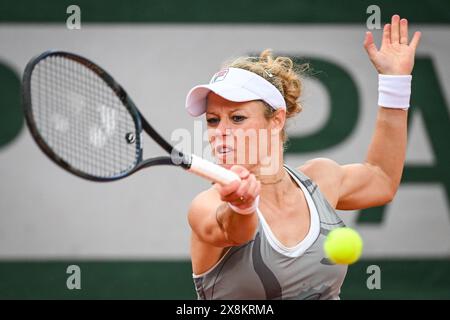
[297,158,343,208]
[298,157,342,177]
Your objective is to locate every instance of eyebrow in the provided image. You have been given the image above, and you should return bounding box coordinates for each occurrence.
[206,108,243,116]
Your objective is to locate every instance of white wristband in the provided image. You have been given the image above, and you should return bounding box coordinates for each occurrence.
[227,195,260,215]
[378,74,412,109]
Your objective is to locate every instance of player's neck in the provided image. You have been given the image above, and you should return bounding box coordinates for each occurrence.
[253,148,284,179]
[257,167,286,185]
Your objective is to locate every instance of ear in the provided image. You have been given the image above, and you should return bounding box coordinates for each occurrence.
[269,109,286,133]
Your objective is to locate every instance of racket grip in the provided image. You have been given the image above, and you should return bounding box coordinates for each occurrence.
[188,154,241,185]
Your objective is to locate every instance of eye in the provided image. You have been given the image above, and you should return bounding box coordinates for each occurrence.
[206,117,219,125]
[231,115,247,123]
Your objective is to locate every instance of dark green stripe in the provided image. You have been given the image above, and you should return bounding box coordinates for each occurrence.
[1,0,449,23]
[1,260,449,299]
[0,260,196,300]
[342,259,450,300]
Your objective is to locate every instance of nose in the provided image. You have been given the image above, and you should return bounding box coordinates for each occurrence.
[215,118,232,137]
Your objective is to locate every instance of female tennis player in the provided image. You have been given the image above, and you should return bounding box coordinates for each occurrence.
[185,15,421,299]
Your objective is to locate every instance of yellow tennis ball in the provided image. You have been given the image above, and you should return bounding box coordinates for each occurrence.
[324,227,363,265]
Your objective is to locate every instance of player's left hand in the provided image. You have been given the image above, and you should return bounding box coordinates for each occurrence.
[363,14,421,75]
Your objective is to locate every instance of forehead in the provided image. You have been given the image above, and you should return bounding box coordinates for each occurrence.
[206,92,261,113]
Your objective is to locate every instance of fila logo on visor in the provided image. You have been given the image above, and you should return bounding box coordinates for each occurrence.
[210,68,229,83]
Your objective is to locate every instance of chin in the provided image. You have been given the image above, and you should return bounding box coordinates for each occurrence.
[215,157,235,169]
[219,163,234,170]
[216,159,252,171]
[213,152,233,168]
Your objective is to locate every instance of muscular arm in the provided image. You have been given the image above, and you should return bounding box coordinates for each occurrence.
[338,108,407,209]
[301,109,407,210]
[188,189,258,247]
[301,15,421,211]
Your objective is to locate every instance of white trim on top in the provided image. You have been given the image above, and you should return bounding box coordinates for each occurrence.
[257,168,320,258]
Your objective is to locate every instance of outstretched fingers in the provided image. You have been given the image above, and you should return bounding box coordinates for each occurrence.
[364,31,378,59]
[409,31,422,51]
[400,18,409,44]
[391,14,400,44]
[382,23,391,47]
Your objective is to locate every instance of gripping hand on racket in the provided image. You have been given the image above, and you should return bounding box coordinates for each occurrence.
[214,165,261,214]
[188,165,260,249]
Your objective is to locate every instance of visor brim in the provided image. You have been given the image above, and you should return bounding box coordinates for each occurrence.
[185,83,261,116]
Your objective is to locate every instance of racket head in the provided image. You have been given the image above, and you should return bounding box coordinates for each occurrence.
[22,50,143,181]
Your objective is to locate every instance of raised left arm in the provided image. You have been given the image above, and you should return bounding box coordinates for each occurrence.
[338,15,421,210]
[302,15,421,210]
[337,108,407,209]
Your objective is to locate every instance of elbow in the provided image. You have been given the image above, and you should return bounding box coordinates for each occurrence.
[373,164,401,205]
[389,186,399,203]
[387,172,403,202]
[381,182,398,205]
[383,192,395,205]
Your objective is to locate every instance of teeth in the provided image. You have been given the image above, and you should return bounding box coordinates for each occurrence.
[218,146,232,154]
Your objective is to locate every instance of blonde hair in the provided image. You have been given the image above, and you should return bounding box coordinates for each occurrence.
[223,49,308,143]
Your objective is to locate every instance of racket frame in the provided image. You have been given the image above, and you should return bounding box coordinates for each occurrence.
[22,50,238,185]
[23,50,177,182]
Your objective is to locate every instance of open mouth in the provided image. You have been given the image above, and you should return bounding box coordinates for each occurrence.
[215,145,234,155]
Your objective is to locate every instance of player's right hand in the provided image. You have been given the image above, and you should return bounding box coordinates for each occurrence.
[214,165,261,210]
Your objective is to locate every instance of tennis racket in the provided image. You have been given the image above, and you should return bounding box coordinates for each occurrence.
[22,50,240,184]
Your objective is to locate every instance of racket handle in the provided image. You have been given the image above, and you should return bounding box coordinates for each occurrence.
[188,154,241,185]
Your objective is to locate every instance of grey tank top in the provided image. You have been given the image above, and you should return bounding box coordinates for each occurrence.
[193,164,348,300]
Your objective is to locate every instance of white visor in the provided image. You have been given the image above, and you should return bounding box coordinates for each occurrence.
[185,67,286,116]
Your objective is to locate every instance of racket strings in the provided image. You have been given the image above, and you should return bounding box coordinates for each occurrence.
[30,55,139,178]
